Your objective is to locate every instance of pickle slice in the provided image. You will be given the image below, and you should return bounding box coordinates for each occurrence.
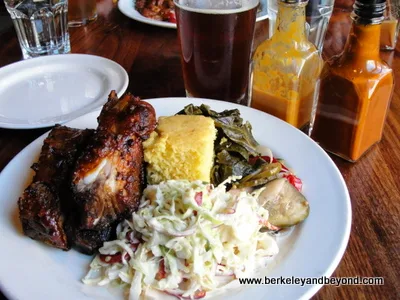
[235,163,282,189]
[257,178,309,228]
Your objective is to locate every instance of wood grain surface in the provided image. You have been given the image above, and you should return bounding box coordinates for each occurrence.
[0,1,399,299]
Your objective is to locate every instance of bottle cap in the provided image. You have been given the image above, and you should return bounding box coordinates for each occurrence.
[279,0,308,4]
[352,0,386,24]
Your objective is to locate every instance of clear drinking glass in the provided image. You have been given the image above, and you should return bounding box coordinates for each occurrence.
[380,0,400,50]
[68,0,97,27]
[4,0,70,59]
[267,0,335,52]
[174,0,259,105]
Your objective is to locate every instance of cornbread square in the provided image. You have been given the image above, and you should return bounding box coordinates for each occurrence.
[143,115,216,184]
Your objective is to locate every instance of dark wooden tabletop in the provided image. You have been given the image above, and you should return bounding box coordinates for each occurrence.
[0,1,399,299]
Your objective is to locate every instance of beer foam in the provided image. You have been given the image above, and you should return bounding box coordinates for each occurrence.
[174,0,259,14]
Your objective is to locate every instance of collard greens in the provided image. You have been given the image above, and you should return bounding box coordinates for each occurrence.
[177,104,260,185]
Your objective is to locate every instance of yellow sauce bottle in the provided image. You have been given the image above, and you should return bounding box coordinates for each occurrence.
[251,0,322,129]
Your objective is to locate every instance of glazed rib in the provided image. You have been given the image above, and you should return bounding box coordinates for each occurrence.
[18,126,94,250]
[18,182,68,249]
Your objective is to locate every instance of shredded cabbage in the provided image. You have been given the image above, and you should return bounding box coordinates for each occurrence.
[83,178,279,299]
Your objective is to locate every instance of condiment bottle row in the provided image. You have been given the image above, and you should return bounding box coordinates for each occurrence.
[251,0,394,162]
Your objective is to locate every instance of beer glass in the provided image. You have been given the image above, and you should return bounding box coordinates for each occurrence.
[68,0,97,27]
[174,0,259,105]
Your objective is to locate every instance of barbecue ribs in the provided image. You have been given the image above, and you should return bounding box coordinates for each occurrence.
[18,126,93,250]
[18,92,156,254]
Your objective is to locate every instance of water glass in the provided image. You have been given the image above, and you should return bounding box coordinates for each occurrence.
[4,0,70,59]
[174,0,259,106]
[267,0,335,52]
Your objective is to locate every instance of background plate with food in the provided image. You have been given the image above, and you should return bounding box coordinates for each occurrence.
[0,98,351,300]
[118,0,268,29]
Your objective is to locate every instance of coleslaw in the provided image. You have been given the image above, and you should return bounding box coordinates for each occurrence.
[83,178,279,299]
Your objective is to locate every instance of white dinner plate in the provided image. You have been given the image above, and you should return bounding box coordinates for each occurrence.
[0,54,128,129]
[118,0,268,29]
[0,98,351,300]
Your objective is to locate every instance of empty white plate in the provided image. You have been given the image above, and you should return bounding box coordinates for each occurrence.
[0,54,129,129]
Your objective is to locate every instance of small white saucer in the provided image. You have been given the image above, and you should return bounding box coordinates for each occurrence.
[0,54,129,129]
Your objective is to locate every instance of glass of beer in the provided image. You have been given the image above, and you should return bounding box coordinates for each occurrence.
[174,0,259,105]
[68,0,97,27]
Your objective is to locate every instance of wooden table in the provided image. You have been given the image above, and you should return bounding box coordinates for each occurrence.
[0,1,399,299]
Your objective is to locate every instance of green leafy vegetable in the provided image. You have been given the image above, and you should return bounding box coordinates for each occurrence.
[216,150,254,177]
[215,141,249,161]
[215,121,259,156]
[177,104,260,185]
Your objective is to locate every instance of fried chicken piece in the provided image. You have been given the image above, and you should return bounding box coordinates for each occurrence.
[18,126,94,250]
[70,131,144,253]
[71,91,156,232]
[97,90,156,137]
[72,132,144,229]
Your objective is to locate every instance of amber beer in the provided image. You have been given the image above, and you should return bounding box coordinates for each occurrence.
[175,0,258,105]
[68,0,97,27]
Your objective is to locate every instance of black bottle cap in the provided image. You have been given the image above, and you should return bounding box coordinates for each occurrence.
[279,0,308,4]
[352,0,386,24]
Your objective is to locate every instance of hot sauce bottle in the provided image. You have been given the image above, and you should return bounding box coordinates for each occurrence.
[251,0,322,129]
[310,0,394,162]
